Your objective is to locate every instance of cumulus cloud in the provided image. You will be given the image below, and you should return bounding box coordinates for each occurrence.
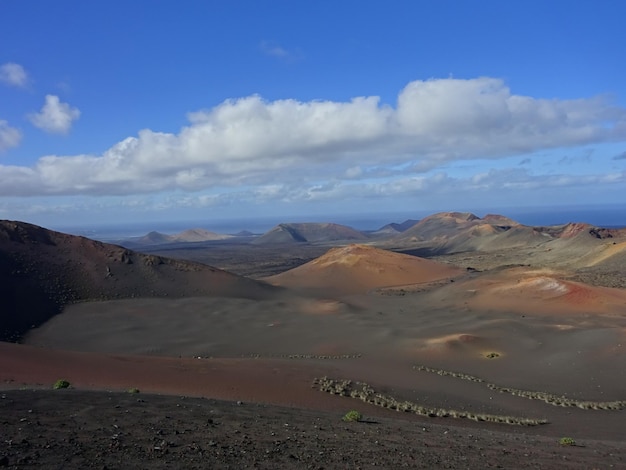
[28,95,80,134]
[0,63,29,87]
[0,120,22,152]
[2,77,626,196]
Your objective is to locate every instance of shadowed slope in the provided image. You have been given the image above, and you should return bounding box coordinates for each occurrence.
[0,220,279,341]
[372,219,420,236]
[264,244,462,295]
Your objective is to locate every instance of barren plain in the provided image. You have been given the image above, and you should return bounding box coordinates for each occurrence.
[1,213,625,468]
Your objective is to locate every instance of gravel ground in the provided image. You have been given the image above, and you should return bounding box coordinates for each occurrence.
[1,390,624,469]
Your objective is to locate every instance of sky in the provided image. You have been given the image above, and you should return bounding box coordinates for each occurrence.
[1,0,626,230]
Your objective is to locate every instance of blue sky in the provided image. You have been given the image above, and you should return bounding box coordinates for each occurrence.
[1,0,625,229]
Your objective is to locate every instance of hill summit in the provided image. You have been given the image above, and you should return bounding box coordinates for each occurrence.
[265,244,462,295]
[253,223,367,245]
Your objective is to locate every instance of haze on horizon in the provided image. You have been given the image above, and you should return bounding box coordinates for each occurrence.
[1,1,625,228]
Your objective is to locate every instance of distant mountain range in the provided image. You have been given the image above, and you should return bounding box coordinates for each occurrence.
[115,211,626,250]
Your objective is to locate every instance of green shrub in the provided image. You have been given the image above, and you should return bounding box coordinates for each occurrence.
[128,388,140,394]
[342,410,362,422]
[53,379,70,389]
[559,437,576,446]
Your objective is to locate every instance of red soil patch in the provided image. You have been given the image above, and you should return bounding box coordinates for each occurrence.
[560,281,597,304]
[0,342,345,412]
[456,268,626,316]
[558,222,593,238]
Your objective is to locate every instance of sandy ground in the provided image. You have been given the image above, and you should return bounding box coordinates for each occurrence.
[2,235,625,468]
[8,272,626,444]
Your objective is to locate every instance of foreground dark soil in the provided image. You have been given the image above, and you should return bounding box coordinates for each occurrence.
[1,390,624,469]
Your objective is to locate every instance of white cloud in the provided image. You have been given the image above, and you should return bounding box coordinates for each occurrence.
[259,41,301,61]
[126,168,626,212]
[28,95,80,134]
[0,120,22,152]
[1,77,625,197]
[5,165,624,226]
[0,63,29,88]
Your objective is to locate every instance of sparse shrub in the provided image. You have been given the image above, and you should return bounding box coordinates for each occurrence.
[53,379,70,389]
[128,388,140,394]
[559,437,576,446]
[342,410,362,422]
[484,352,500,359]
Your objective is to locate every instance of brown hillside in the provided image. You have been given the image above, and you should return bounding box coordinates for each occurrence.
[132,228,231,246]
[481,214,520,225]
[0,220,278,341]
[582,240,626,267]
[264,244,462,295]
[527,224,626,273]
[175,228,232,242]
[400,212,481,240]
[397,212,516,244]
[394,212,549,255]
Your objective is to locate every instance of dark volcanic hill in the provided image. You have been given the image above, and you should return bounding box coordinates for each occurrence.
[373,219,420,235]
[252,222,367,245]
[0,220,279,341]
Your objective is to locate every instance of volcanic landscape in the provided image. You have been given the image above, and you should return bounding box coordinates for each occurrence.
[1,212,625,468]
